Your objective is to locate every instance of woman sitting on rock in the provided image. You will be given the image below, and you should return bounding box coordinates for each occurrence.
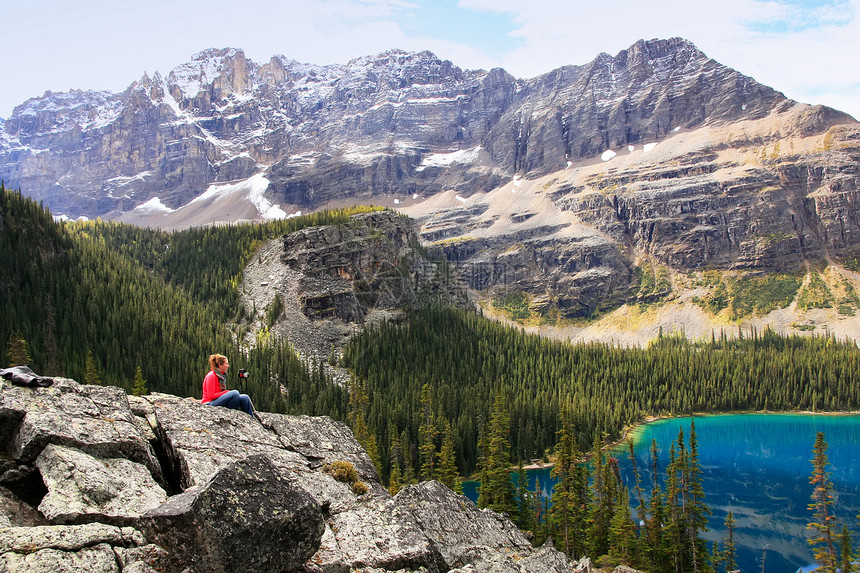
[202,354,259,420]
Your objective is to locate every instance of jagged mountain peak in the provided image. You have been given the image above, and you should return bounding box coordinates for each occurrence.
[166,47,255,101]
[338,48,469,91]
[344,48,447,70]
[189,46,247,62]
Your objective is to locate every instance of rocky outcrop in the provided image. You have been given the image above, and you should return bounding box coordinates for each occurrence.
[439,231,636,319]
[239,210,461,365]
[140,455,324,573]
[1,376,632,573]
[282,211,448,321]
[34,444,167,525]
[0,523,164,573]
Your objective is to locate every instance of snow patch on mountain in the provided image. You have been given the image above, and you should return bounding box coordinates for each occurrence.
[134,197,174,215]
[416,146,482,171]
[246,174,287,219]
[187,173,285,219]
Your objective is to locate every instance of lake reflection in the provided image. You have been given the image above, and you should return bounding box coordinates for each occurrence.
[463,414,860,573]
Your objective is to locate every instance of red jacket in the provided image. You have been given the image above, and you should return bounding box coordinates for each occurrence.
[202,370,229,404]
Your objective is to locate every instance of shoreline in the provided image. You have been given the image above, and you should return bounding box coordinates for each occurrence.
[610,408,860,450]
[509,409,860,474]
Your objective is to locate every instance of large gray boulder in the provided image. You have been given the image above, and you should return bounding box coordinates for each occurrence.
[0,379,160,478]
[396,481,584,573]
[140,392,308,489]
[34,444,167,525]
[0,523,160,573]
[140,453,324,573]
[395,481,533,569]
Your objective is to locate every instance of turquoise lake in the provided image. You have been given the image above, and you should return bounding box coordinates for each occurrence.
[463,413,860,572]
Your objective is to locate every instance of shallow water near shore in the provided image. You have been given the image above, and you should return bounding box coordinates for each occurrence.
[463,413,860,572]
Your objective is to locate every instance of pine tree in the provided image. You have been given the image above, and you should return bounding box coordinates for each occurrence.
[132,366,148,396]
[587,435,613,560]
[550,402,579,556]
[437,420,461,493]
[387,425,404,495]
[808,431,838,573]
[480,391,514,515]
[627,438,647,566]
[388,461,403,496]
[664,434,686,573]
[533,477,547,545]
[839,525,854,573]
[515,460,535,533]
[84,350,102,386]
[6,331,30,367]
[722,511,737,573]
[609,484,636,565]
[348,376,381,474]
[477,423,490,509]
[418,383,437,481]
[685,420,711,573]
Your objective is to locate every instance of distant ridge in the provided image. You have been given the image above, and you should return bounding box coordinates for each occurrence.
[1,37,837,223]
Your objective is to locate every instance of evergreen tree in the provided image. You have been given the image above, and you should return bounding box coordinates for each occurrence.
[348,376,381,474]
[437,419,461,493]
[515,460,535,533]
[647,439,670,572]
[587,436,613,560]
[477,424,490,509]
[609,484,635,565]
[387,424,404,495]
[84,350,102,386]
[533,477,547,545]
[418,383,437,481]
[627,438,647,566]
[550,402,579,556]
[480,391,514,515]
[685,420,711,573]
[722,511,737,573]
[808,431,838,573]
[388,462,403,496]
[839,525,854,573]
[6,331,30,367]
[132,366,148,396]
[665,434,686,573]
[711,540,723,573]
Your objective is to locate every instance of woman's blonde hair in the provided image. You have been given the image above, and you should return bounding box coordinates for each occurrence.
[209,354,227,371]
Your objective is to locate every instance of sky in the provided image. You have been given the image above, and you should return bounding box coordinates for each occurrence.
[2,0,859,120]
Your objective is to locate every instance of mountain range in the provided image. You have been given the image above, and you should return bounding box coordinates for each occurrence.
[3,37,859,342]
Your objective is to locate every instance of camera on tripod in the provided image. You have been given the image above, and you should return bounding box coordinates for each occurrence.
[238,369,249,380]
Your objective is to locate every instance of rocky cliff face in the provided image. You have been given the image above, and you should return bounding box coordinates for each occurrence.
[396,104,860,326]
[0,377,624,573]
[239,210,461,364]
